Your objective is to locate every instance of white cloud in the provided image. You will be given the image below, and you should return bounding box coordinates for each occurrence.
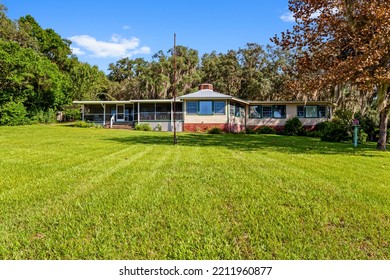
[280,11,295,23]
[70,47,85,56]
[69,34,151,58]
[123,25,131,30]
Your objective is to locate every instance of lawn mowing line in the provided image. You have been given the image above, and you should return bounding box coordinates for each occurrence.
[3,147,158,242]
[30,146,156,219]
[0,144,145,200]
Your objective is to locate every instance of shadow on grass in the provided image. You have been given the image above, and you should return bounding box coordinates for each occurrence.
[104,132,384,157]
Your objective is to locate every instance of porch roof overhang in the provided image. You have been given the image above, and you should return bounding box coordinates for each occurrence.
[73,99,182,105]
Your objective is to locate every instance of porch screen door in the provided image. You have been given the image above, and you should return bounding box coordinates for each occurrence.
[117,104,125,121]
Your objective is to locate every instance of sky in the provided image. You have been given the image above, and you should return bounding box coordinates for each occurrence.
[2,0,295,73]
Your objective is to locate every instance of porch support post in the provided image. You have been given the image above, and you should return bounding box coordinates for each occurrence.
[132,103,135,123]
[170,101,173,132]
[103,104,106,126]
[226,101,230,132]
[155,102,157,121]
[82,104,85,121]
[137,102,140,123]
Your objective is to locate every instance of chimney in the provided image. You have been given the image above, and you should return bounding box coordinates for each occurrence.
[198,83,213,91]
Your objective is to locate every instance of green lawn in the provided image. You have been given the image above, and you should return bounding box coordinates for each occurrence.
[0,124,389,259]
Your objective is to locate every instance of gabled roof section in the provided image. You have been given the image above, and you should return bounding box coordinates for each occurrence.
[178,90,233,100]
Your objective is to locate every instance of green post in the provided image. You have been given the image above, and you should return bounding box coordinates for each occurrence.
[353,125,358,148]
[352,119,359,148]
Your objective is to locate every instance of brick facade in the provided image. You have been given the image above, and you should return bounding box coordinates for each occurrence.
[184,123,229,132]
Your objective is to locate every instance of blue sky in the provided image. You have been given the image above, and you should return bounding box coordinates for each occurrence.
[2,0,294,72]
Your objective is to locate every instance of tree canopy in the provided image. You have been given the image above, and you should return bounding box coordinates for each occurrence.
[0,4,109,124]
[273,0,390,149]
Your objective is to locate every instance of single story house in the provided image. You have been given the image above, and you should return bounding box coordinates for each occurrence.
[73,83,331,132]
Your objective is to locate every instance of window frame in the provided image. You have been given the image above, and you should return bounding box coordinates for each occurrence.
[198,101,213,115]
[297,105,328,118]
[248,105,286,119]
[213,101,226,115]
[186,100,226,115]
[186,101,198,115]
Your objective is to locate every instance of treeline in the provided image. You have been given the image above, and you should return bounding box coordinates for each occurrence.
[107,43,293,101]
[0,5,109,125]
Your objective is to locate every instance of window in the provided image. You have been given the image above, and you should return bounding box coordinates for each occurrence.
[239,106,245,118]
[199,101,213,115]
[318,106,326,117]
[273,105,286,118]
[249,105,286,118]
[262,106,273,118]
[214,101,225,115]
[187,100,227,115]
[230,103,236,116]
[231,103,244,117]
[186,101,197,114]
[297,106,304,117]
[305,106,318,118]
[249,106,262,119]
[297,105,328,118]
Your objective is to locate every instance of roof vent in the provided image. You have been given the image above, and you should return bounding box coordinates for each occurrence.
[198,83,213,91]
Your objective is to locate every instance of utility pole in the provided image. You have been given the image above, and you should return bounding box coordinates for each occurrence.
[173,33,178,144]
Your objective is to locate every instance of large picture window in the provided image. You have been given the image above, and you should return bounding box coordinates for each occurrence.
[199,101,213,115]
[186,100,226,115]
[297,105,328,118]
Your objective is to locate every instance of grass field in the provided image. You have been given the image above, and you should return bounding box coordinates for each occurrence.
[0,124,389,260]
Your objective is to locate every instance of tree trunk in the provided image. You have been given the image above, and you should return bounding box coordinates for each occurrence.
[377,106,389,151]
[376,83,389,151]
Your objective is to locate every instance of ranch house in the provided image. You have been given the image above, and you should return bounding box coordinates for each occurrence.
[73,83,331,132]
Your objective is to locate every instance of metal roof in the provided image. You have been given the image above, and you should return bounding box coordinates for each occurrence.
[178,90,233,100]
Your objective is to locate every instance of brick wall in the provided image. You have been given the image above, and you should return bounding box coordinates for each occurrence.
[184,123,228,132]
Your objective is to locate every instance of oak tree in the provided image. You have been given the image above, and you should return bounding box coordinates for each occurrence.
[273,0,390,150]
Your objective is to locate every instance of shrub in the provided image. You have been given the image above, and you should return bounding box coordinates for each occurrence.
[156,123,162,132]
[245,127,256,134]
[72,120,99,128]
[307,121,330,138]
[30,109,57,124]
[284,117,305,136]
[63,108,81,122]
[354,110,379,142]
[358,130,368,144]
[320,121,350,142]
[208,127,223,134]
[135,123,152,131]
[256,126,276,134]
[0,101,29,126]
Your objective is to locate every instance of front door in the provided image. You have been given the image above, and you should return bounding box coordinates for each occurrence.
[116,105,125,122]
